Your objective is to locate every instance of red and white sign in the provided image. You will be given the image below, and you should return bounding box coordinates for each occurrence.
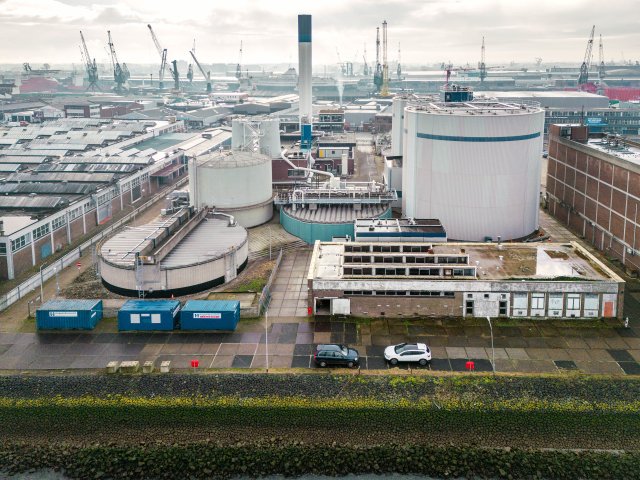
[76,262,81,269]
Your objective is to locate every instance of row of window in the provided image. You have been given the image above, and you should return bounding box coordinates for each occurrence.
[287,169,306,177]
[51,216,66,231]
[33,224,50,241]
[343,267,475,277]
[11,233,31,252]
[346,245,436,254]
[345,255,469,265]
[344,290,455,297]
[513,292,598,310]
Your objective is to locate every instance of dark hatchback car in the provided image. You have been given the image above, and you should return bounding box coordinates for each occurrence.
[314,344,360,368]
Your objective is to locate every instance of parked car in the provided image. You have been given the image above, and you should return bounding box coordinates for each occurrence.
[314,344,360,368]
[384,342,432,366]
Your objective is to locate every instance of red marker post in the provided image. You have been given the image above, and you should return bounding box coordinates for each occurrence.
[76,261,81,270]
[191,359,199,371]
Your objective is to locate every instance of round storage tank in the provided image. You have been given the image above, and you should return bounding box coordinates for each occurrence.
[189,150,273,228]
[402,101,545,241]
[231,117,281,158]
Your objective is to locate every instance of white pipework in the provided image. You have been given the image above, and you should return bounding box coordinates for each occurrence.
[281,148,334,179]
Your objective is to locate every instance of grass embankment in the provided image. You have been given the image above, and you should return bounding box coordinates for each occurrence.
[1,374,640,478]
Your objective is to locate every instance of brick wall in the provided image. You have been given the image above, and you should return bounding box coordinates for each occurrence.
[547,130,640,275]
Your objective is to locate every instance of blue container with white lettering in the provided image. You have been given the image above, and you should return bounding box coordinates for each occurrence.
[118,300,181,331]
[180,300,240,331]
[36,299,103,330]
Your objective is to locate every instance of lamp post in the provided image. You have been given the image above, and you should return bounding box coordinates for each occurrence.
[53,267,60,297]
[39,262,48,304]
[486,316,496,374]
[265,310,269,373]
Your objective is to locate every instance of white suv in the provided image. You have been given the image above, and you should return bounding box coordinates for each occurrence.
[384,342,432,366]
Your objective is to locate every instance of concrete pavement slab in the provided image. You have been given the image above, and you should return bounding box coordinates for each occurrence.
[567,349,592,361]
[445,347,467,358]
[465,347,488,359]
[575,361,623,375]
[505,348,529,360]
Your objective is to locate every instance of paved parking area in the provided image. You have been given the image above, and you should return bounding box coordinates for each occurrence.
[2,315,640,374]
[266,249,311,318]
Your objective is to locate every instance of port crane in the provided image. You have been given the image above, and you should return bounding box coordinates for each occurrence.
[362,44,370,77]
[396,42,402,80]
[236,41,243,80]
[373,27,383,92]
[107,31,128,93]
[578,25,595,86]
[189,49,212,92]
[598,34,606,81]
[79,31,99,91]
[171,60,179,91]
[147,24,168,89]
[479,36,487,82]
[187,64,194,84]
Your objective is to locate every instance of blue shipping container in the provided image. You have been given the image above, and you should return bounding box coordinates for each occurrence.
[118,300,181,331]
[180,300,240,331]
[36,299,103,330]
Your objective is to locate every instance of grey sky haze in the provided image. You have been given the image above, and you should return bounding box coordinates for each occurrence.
[0,0,639,67]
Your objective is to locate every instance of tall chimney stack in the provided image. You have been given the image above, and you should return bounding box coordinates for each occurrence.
[298,14,312,128]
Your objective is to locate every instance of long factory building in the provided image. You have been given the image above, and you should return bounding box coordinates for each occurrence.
[0,118,232,280]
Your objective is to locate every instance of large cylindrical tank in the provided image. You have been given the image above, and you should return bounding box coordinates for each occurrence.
[231,117,281,158]
[402,102,545,241]
[190,150,273,228]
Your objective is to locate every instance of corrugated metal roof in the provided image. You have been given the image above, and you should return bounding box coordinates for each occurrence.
[6,171,118,183]
[0,182,97,195]
[0,164,21,172]
[284,204,389,223]
[162,217,247,268]
[0,195,70,210]
[120,299,181,312]
[0,156,48,164]
[182,300,240,312]
[39,299,102,311]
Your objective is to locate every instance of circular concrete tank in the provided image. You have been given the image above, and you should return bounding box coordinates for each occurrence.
[189,150,273,228]
[99,212,248,297]
[402,101,545,241]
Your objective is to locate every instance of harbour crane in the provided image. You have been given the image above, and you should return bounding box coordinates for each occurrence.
[107,30,127,93]
[479,36,487,82]
[373,27,383,92]
[79,31,99,91]
[577,25,595,86]
[147,24,168,90]
[189,49,211,92]
[380,20,390,96]
[396,42,402,80]
[236,40,243,80]
[362,44,370,77]
[171,59,179,91]
[598,34,606,81]
[187,64,194,83]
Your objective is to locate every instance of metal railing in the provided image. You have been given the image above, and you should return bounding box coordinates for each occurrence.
[0,178,188,312]
[257,248,284,316]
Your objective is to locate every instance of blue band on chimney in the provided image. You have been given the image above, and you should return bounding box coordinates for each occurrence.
[298,15,311,43]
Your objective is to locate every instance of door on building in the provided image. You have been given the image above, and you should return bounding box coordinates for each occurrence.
[315,298,331,316]
[40,242,52,260]
[465,300,474,316]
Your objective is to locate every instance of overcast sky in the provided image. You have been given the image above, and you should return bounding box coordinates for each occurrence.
[1,0,639,68]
